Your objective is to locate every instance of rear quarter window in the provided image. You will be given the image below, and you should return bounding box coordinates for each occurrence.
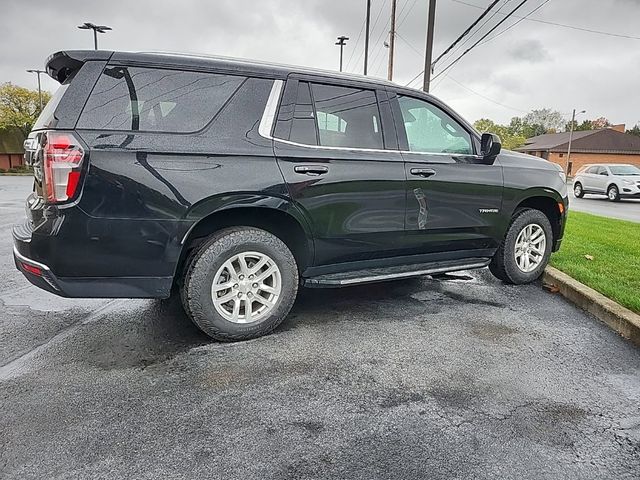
[77,66,245,133]
[32,72,76,131]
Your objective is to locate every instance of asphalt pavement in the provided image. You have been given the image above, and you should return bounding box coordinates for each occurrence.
[1,176,639,480]
[568,192,640,223]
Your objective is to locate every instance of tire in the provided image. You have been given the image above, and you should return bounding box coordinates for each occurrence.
[181,227,299,341]
[607,184,620,202]
[573,182,584,198]
[489,208,553,285]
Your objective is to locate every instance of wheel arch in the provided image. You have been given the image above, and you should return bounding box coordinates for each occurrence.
[511,190,564,243]
[174,194,315,283]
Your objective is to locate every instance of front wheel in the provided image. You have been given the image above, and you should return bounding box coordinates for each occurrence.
[489,208,553,284]
[607,185,620,202]
[181,227,299,341]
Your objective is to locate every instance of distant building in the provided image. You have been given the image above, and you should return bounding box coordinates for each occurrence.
[0,127,25,171]
[517,124,640,175]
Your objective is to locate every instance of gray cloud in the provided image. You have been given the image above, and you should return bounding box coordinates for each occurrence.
[508,39,550,63]
[1,0,639,127]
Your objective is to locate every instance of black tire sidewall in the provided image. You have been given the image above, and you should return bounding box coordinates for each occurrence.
[573,182,584,198]
[608,185,620,202]
[184,228,298,341]
[502,209,553,284]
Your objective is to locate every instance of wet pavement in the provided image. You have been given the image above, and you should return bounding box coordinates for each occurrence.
[1,176,639,479]
[569,193,640,223]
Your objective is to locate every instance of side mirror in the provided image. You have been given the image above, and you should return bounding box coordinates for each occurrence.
[480,132,501,164]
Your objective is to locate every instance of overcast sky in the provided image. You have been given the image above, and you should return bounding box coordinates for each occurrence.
[2,0,639,127]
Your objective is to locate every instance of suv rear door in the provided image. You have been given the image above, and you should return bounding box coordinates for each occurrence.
[272,77,406,267]
[593,166,610,192]
[389,90,503,255]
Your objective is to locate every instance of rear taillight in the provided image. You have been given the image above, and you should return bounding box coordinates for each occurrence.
[43,132,85,203]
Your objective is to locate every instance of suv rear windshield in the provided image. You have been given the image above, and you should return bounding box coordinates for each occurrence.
[77,66,245,133]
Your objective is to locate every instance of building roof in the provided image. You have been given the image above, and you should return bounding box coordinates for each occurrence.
[518,128,640,154]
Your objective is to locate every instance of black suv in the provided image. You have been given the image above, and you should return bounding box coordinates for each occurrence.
[14,50,568,341]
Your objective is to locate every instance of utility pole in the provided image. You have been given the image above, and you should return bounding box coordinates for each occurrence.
[26,69,46,112]
[335,35,349,72]
[423,0,437,92]
[77,22,112,50]
[387,0,397,81]
[565,108,586,176]
[364,0,371,75]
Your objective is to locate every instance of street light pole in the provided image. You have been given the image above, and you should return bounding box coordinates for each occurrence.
[77,22,112,50]
[26,69,46,112]
[336,36,349,72]
[565,108,586,176]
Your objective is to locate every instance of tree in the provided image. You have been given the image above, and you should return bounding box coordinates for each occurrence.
[626,124,640,137]
[591,116,611,129]
[0,83,51,137]
[564,117,612,132]
[522,108,565,133]
[473,118,526,150]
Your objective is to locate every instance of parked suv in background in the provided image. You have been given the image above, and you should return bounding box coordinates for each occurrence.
[573,163,640,201]
[14,50,568,341]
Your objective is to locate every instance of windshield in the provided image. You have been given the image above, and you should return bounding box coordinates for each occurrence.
[609,165,640,176]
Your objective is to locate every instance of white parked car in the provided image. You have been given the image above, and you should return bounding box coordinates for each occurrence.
[573,164,640,201]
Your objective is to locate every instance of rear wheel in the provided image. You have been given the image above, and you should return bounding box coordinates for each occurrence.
[573,182,584,198]
[607,184,620,202]
[489,208,553,284]
[181,227,298,341]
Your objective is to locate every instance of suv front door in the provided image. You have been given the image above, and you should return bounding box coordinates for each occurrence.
[272,79,406,267]
[389,91,503,256]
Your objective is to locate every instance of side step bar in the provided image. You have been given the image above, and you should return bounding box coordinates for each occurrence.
[304,258,491,288]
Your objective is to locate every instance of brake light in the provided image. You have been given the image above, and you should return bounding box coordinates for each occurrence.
[43,132,85,203]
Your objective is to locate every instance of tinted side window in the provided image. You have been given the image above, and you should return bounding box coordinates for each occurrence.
[289,81,318,146]
[397,95,472,155]
[311,83,383,149]
[78,66,245,132]
[586,166,599,174]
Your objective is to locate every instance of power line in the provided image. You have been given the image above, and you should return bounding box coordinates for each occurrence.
[450,0,640,41]
[406,0,511,86]
[443,74,527,112]
[345,14,367,71]
[478,0,551,46]
[435,0,511,69]
[351,0,389,73]
[432,0,501,66]
[397,0,420,28]
[396,32,422,56]
[432,0,531,81]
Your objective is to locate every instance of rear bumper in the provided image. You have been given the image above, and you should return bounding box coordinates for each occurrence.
[13,226,172,299]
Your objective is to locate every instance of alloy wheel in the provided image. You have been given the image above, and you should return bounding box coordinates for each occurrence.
[210,251,282,324]
[514,223,546,273]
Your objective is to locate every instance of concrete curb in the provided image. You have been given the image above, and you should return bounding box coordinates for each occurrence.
[543,266,640,346]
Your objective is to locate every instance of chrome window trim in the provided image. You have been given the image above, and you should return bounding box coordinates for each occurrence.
[258,79,284,139]
[257,79,482,159]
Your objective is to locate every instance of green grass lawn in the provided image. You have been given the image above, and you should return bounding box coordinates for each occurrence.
[550,211,640,313]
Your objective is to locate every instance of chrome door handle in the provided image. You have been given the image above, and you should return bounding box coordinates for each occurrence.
[410,168,436,178]
[294,165,329,176]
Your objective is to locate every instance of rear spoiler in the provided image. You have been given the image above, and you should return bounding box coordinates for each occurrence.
[45,50,113,83]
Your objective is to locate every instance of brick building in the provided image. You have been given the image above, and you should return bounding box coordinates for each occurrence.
[0,127,25,171]
[517,124,640,176]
